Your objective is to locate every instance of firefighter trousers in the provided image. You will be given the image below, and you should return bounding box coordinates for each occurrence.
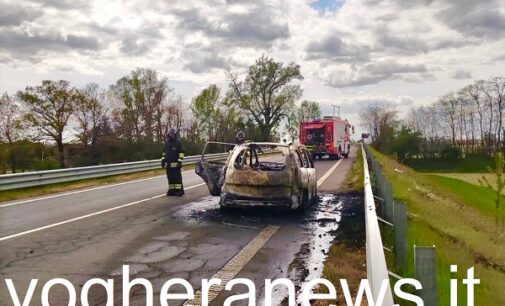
[166,165,184,196]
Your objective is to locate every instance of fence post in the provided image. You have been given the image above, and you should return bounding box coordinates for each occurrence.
[415,246,438,306]
[394,202,407,270]
[385,182,394,221]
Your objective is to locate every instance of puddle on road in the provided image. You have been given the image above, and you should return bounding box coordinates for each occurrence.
[294,194,342,284]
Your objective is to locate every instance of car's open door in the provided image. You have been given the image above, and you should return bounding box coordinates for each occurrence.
[195,142,235,196]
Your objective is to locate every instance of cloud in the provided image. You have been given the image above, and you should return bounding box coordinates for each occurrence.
[182,43,232,73]
[374,29,428,55]
[0,0,504,116]
[185,56,229,73]
[305,34,370,62]
[0,30,102,56]
[120,38,150,56]
[38,0,91,10]
[324,59,430,87]
[170,3,290,48]
[436,0,505,38]
[451,69,472,80]
[0,4,42,27]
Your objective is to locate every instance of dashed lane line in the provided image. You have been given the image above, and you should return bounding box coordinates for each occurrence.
[0,183,206,242]
[183,225,280,306]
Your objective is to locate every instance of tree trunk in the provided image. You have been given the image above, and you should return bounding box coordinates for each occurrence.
[497,99,503,152]
[56,139,65,168]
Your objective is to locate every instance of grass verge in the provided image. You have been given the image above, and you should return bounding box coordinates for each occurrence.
[432,173,503,194]
[371,148,505,306]
[0,164,195,203]
[340,146,364,193]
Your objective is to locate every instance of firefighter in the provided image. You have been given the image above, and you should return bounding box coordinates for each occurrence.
[161,129,185,196]
[304,138,316,160]
[235,130,246,145]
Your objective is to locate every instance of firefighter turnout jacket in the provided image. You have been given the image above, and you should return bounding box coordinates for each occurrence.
[162,140,185,168]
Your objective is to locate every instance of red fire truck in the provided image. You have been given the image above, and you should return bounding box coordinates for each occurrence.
[299,115,353,160]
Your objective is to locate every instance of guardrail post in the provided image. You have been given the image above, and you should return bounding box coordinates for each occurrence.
[394,202,407,270]
[415,245,438,306]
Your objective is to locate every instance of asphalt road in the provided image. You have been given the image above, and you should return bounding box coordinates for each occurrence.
[0,148,357,305]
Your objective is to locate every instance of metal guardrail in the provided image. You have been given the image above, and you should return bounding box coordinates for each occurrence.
[0,153,230,191]
[361,143,394,305]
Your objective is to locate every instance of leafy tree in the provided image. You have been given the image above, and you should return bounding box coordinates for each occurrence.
[191,85,222,141]
[285,100,321,141]
[298,100,321,122]
[227,55,303,141]
[191,85,243,142]
[393,126,422,162]
[18,80,77,168]
[110,68,172,143]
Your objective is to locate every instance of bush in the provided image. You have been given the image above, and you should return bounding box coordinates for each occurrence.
[440,145,460,160]
[32,158,60,171]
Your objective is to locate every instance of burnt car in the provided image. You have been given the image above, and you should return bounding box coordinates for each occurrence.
[195,142,317,211]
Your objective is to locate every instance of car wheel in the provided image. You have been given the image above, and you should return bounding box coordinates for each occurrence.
[296,190,309,213]
[310,187,318,205]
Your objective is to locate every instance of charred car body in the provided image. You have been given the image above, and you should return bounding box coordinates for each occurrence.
[195,142,317,210]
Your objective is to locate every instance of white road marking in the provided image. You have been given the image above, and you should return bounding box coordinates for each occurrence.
[0,170,194,208]
[183,225,279,306]
[317,159,343,187]
[0,183,206,242]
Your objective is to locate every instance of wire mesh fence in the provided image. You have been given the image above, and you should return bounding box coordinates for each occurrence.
[362,144,438,305]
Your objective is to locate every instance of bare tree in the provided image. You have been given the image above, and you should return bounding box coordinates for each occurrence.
[359,103,399,151]
[163,95,186,136]
[482,82,496,152]
[18,80,77,168]
[75,83,108,150]
[489,77,505,152]
[437,93,458,147]
[0,93,25,172]
[467,81,486,149]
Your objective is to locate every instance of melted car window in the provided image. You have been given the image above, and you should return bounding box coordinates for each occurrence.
[234,146,286,171]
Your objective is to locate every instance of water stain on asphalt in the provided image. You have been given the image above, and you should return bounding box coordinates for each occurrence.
[107,191,364,305]
[172,191,364,304]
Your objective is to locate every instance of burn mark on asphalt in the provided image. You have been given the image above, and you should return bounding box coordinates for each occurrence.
[100,192,363,305]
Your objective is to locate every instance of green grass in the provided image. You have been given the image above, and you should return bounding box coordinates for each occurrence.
[405,156,492,173]
[433,173,503,194]
[370,148,505,306]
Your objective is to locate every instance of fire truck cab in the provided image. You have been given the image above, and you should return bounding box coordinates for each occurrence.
[300,116,352,160]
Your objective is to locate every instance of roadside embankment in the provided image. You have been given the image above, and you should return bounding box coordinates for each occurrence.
[371,148,505,306]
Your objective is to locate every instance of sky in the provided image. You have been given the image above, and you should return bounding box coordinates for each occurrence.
[1,0,505,133]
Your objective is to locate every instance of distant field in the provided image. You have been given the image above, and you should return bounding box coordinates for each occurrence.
[405,156,492,173]
[432,173,503,194]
